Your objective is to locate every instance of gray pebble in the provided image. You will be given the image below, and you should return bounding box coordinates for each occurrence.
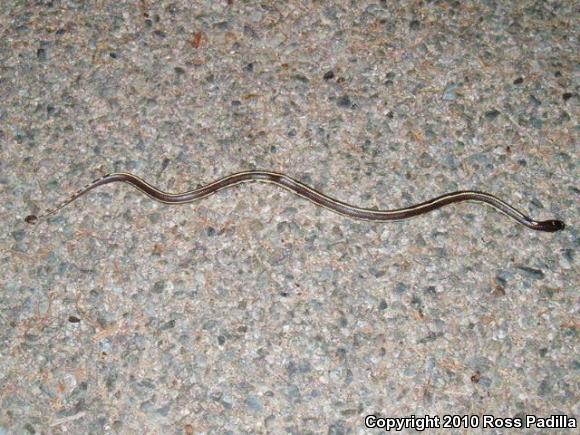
[156,404,170,416]
[394,282,408,294]
[418,152,434,168]
[528,95,542,106]
[243,24,259,39]
[478,376,493,388]
[442,83,460,101]
[37,48,47,61]
[152,280,166,293]
[484,109,501,121]
[160,319,175,330]
[337,95,352,108]
[538,377,552,396]
[517,266,545,280]
[424,286,437,296]
[531,117,543,129]
[369,267,385,278]
[286,385,301,402]
[140,400,154,412]
[410,295,422,310]
[417,331,442,344]
[328,421,347,435]
[244,396,263,412]
[11,229,25,241]
[409,19,421,30]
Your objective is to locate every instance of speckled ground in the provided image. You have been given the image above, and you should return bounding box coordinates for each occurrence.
[0,1,578,433]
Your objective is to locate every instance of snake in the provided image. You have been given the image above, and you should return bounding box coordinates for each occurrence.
[24,170,565,232]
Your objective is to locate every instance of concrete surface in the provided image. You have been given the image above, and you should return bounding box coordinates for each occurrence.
[0,1,577,433]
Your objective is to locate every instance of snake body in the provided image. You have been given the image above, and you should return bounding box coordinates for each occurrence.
[25,171,565,232]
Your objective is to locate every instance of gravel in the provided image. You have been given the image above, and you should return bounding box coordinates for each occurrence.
[1,0,577,433]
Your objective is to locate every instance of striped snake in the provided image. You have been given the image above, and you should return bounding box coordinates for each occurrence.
[25,171,565,232]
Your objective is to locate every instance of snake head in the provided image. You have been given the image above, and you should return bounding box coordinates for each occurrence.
[25,215,39,224]
[536,219,565,232]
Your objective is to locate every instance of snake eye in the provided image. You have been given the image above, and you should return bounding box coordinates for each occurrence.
[549,220,565,232]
